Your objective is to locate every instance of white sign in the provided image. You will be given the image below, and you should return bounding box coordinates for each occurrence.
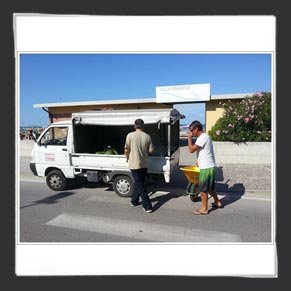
[156,83,210,103]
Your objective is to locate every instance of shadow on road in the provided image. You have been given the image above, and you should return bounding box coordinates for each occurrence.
[147,188,186,212]
[57,178,109,191]
[146,165,246,212]
[20,164,246,211]
[20,191,76,209]
[214,166,246,208]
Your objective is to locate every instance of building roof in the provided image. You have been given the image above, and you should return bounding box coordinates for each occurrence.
[33,93,254,108]
[210,93,254,100]
[33,98,157,108]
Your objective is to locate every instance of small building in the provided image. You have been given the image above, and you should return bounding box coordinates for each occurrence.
[34,93,253,133]
[205,93,253,132]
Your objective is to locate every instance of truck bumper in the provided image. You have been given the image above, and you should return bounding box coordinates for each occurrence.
[29,162,38,176]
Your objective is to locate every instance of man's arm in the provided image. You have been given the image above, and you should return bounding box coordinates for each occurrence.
[124,148,130,160]
[187,133,201,153]
[149,137,154,154]
[124,134,130,161]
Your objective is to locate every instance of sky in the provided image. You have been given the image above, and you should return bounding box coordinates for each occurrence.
[19,53,272,127]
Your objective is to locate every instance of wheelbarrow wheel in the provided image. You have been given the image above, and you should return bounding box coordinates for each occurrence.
[190,194,200,202]
[186,182,199,197]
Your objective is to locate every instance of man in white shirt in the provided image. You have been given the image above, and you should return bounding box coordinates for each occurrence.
[187,120,222,215]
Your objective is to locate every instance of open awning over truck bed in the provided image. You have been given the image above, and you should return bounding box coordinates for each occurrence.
[72,108,185,126]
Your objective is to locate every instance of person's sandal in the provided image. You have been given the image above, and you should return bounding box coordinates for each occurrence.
[193,210,208,215]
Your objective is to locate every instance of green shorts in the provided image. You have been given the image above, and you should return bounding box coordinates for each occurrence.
[198,167,216,193]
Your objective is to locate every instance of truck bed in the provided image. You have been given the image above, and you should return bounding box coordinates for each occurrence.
[71,153,128,170]
[71,148,180,179]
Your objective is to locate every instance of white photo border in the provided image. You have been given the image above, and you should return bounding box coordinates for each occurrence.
[14,14,277,277]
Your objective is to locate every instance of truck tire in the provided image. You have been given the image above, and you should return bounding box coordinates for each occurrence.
[113,175,133,197]
[46,170,67,191]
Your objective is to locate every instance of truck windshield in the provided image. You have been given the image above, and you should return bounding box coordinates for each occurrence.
[40,126,68,146]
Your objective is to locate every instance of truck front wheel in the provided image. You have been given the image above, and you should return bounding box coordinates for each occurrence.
[46,170,67,191]
[113,175,133,197]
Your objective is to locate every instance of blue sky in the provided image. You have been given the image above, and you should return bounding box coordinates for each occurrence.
[19,53,272,127]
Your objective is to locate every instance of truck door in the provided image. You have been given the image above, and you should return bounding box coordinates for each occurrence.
[34,125,71,170]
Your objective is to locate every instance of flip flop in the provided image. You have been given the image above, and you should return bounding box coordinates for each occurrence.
[193,210,208,215]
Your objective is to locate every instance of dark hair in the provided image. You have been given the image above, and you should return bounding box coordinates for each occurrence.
[189,120,202,131]
[134,118,144,129]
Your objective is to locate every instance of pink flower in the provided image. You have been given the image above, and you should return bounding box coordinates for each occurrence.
[216,130,221,136]
[244,117,250,123]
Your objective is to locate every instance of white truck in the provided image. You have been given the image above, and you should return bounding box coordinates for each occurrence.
[30,108,185,197]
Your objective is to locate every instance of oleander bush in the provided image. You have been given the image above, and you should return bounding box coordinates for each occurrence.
[208,92,271,142]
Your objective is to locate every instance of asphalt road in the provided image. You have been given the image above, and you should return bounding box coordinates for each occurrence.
[18,157,272,243]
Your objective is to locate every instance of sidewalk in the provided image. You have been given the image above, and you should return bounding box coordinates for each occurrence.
[212,163,272,193]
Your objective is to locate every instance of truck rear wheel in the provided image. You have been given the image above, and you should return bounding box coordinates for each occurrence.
[113,175,133,197]
[46,170,66,191]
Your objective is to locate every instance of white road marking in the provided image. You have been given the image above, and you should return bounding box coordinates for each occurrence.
[218,194,271,202]
[20,179,45,183]
[46,212,241,242]
[240,196,272,201]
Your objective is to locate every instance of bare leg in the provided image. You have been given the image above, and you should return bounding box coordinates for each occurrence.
[193,191,209,215]
[200,192,208,212]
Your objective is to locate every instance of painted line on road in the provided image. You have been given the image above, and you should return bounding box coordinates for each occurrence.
[240,196,271,202]
[46,212,241,242]
[218,194,271,202]
[20,178,45,183]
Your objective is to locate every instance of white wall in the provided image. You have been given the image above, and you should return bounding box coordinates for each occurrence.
[19,140,272,165]
[213,142,272,165]
[19,140,35,157]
